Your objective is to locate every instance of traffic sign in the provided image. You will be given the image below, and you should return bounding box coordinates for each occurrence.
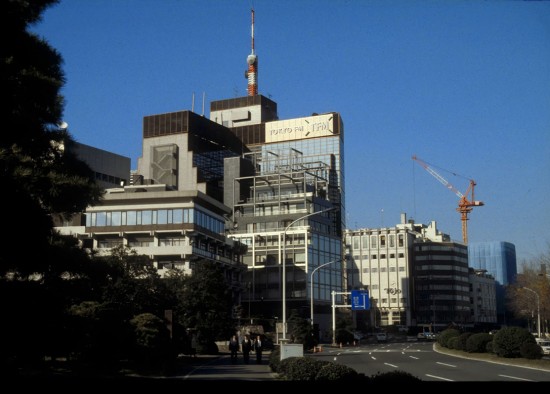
[351,290,370,310]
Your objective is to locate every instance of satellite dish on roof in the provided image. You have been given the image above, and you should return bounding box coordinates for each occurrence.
[58,121,69,130]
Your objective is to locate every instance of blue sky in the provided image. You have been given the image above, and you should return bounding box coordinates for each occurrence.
[31,0,550,265]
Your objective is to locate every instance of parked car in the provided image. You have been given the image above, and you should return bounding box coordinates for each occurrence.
[376,332,388,343]
[536,338,550,355]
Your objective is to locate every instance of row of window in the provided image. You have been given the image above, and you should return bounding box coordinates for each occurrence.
[86,208,224,234]
[348,233,406,250]
[352,253,405,260]
[348,266,406,274]
[95,171,127,186]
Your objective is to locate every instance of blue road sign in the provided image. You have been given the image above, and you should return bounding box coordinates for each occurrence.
[351,290,370,310]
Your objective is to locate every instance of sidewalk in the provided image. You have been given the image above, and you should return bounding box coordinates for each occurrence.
[178,351,277,381]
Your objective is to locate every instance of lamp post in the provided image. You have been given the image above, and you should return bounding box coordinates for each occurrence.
[281,206,336,342]
[310,259,341,328]
[522,286,541,338]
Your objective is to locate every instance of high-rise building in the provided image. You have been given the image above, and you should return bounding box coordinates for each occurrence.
[211,9,345,336]
[468,241,517,324]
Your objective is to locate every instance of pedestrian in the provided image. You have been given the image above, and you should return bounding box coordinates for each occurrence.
[229,334,239,363]
[241,334,252,364]
[253,335,263,364]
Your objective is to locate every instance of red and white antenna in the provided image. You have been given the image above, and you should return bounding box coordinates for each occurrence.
[245,8,258,96]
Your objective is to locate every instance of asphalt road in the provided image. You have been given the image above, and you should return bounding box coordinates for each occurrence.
[312,341,550,382]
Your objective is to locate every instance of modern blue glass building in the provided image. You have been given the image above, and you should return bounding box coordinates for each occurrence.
[468,241,517,324]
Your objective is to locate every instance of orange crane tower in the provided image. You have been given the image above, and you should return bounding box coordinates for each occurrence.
[412,155,484,245]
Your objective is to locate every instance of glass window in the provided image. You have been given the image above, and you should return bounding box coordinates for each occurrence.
[111,211,121,226]
[371,235,378,248]
[361,235,369,249]
[142,210,152,225]
[157,209,168,224]
[127,211,137,225]
[96,212,106,226]
[171,209,182,223]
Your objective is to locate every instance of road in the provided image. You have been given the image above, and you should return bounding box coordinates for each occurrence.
[312,341,550,382]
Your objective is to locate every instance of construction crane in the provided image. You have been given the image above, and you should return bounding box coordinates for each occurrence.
[412,155,484,245]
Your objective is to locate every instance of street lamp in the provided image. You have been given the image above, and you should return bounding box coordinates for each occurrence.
[310,259,341,328]
[281,206,336,342]
[522,286,541,338]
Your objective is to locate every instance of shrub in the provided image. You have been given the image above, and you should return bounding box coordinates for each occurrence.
[493,326,536,358]
[268,347,281,373]
[520,342,543,360]
[447,336,460,350]
[454,332,472,351]
[370,370,422,383]
[485,340,494,354]
[466,333,492,353]
[281,357,329,380]
[315,362,363,381]
[437,328,460,348]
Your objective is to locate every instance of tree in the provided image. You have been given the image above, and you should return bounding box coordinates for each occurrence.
[98,245,174,320]
[1,0,102,279]
[287,311,316,349]
[172,260,235,353]
[506,245,550,335]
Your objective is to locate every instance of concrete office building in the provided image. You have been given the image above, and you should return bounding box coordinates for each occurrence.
[73,111,250,308]
[54,141,131,233]
[468,268,498,325]
[345,213,450,329]
[345,213,498,330]
[468,241,517,324]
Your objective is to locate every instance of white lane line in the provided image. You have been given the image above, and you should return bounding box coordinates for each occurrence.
[425,374,454,381]
[498,374,533,382]
[436,362,457,368]
[371,356,377,360]
[384,363,398,368]
[409,356,419,360]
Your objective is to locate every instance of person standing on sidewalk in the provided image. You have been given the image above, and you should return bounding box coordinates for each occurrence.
[241,334,252,364]
[253,335,263,364]
[229,335,239,363]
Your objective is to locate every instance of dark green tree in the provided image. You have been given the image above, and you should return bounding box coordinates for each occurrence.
[1,2,103,365]
[1,0,102,279]
[172,260,235,353]
[288,311,315,349]
[98,245,174,320]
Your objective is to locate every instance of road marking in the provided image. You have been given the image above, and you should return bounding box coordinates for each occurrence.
[409,356,419,359]
[498,374,533,382]
[426,374,454,381]
[436,362,457,368]
[384,363,398,368]
[371,356,377,360]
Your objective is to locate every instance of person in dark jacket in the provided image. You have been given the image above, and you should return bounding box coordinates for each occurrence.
[229,335,239,363]
[241,334,252,364]
[253,335,263,364]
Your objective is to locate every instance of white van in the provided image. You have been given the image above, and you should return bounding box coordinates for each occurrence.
[536,338,550,355]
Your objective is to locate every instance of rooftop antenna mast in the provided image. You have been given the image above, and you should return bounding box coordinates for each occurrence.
[245,8,258,96]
